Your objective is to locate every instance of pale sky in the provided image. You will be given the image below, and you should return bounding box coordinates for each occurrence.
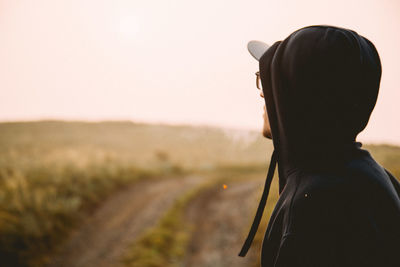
[0,0,399,145]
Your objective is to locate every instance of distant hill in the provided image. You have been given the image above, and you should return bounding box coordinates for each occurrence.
[0,120,273,169]
[0,120,398,174]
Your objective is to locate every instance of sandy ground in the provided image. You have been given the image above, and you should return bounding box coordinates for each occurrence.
[46,175,206,267]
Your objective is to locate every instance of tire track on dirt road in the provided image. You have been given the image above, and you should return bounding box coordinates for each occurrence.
[183,176,265,267]
[46,175,207,267]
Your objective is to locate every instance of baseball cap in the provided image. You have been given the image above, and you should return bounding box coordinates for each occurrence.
[247,40,270,61]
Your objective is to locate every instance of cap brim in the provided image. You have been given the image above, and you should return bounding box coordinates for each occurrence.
[247,40,270,61]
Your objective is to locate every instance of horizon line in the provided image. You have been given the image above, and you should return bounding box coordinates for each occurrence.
[0,118,399,147]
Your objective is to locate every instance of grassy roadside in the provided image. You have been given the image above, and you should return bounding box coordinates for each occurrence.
[0,159,184,267]
[121,165,266,267]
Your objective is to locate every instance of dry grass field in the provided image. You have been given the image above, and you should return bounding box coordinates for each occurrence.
[0,121,398,267]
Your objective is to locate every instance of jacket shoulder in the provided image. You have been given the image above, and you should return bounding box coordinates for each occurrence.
[343,151,400,201]
[296,151,399,204]
[276,157,400,266]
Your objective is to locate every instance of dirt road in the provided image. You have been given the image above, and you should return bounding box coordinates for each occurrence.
[46,172,268,267]
[47,175,207,267]
[183,177,264,267]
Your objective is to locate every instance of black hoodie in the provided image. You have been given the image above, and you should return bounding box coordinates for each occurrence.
[239,25,400,266]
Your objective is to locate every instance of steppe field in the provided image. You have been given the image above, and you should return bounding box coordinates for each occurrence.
[0,121,399,267]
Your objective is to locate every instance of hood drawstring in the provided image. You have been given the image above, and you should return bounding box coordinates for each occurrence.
[238,149,278,257]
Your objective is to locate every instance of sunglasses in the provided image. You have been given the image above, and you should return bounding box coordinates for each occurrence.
[255,71,261,90]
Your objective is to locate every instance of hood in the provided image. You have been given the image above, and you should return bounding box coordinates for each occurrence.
[238,25,382,257]
[259,25,382,191]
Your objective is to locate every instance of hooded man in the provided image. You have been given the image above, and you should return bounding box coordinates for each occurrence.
[239,25,400,267]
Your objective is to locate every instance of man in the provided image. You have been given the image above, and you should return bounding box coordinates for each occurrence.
[239,25,400,267]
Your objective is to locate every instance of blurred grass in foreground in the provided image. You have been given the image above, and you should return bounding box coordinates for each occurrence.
[0,159,183,266]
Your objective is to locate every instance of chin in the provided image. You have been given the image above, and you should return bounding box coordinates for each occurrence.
[262,130,272,139]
